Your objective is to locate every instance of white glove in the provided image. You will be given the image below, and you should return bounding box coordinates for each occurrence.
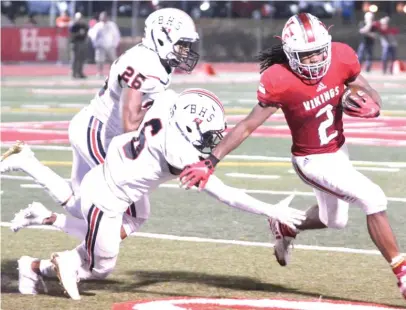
[265,194,306,230]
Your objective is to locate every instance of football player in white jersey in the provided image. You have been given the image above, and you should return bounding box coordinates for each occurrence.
[15,88,306,300]
[1,8,200,240]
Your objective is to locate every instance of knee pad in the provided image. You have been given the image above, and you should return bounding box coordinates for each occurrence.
[91,256,118,280]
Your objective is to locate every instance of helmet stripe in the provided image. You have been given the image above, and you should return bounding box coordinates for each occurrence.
[297,13,315,43]
[180,88,224,114]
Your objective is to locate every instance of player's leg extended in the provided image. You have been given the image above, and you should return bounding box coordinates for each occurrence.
[67,108,107,217]
[269,150,350,266]
[295,145,405,297]
[51,201,122,300]
[0,141,74,206]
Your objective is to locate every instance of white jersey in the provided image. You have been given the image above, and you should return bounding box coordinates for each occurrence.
[83,90,283,220]
[86,90,201,216]
[89,44,173,142]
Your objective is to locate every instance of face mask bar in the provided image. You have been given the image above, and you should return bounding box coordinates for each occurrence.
[285,42,331,80]
[167,39,200,73]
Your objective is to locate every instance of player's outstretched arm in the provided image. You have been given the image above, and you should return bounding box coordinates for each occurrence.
[120,87,147,133]
[347,74,382,107]
[202,175,305,230]
[180,104,278,189]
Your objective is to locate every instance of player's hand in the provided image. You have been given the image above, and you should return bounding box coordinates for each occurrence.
[180,158,216,190]
[345,92,380,119]
[267,194,306,230]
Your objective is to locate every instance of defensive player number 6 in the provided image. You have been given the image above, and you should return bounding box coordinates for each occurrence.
[316,104,338,146]
[123,118,163,160]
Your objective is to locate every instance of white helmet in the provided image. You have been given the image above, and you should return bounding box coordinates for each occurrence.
[169,88,226,155]
[143,8,200,73]
[281,13,332,80]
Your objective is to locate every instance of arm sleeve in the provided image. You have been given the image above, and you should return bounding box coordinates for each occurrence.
[338,43,361,83]
[203,175,272,216]
[256,70,283,108]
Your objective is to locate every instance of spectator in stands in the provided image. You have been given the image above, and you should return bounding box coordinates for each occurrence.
[357,11,378,72]
[56,10,71,28]
[24,13,37,27]
[70,12,88,79]
[88,11,121,77]
[56,10,71,65]
[88,13,98,29]
[378,16,399,75]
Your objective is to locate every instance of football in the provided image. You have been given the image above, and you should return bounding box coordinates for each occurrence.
[340,85,380,118]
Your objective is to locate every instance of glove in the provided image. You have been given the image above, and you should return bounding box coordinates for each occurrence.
[266,194,306,230]
[343,90,380,119]
[180,155,219,190]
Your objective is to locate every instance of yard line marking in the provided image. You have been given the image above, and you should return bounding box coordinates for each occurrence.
[20,184,42,188]
[3,175,406,203]
[0,222,404,256]
[6,160,404,170]
[226,173,280,179]
[354,167,400,172]
[1,144,405,168]
[21,104,50,109]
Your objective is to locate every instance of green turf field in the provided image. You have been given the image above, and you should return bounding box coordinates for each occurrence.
[1,73,406,309]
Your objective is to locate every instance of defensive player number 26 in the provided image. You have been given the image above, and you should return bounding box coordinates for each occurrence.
[98,66,146,96]
[121,66,146,90]
[316,104,338,146]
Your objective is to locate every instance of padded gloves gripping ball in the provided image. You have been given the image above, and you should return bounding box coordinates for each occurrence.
[340,85,380,118]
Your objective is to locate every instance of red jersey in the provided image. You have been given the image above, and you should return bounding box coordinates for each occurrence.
[257,42,361,156]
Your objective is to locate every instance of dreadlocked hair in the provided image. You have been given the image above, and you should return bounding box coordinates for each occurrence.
[257,42,288,74]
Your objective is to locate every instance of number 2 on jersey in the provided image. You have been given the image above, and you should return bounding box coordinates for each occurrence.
[316,104,338,146]
[123,118,163,160]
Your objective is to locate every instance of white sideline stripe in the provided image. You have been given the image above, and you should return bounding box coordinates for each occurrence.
[2,175,406,203]
[0,222,404,257]
[1,144,405,168]
[355,167,400,172]
[226,173,280,179]
[226,155,406,168]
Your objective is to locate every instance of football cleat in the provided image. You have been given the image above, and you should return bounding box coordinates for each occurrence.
[11,202,53,232]
[393,260,406,299]
[51,252,81,300]
[0,140,35,173]
[268,218,297,266]
[18,256,48,295]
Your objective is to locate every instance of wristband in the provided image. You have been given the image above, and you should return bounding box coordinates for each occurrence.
[207,154,220,167]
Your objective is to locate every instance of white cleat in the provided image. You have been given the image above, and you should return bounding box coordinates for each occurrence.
[18,256,48,295]
[51,252,81,300]
[0,141,35,173]
[268,218,297,266]
[11,202,52,232]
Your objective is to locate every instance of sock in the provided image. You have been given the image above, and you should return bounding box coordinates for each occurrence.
[391,255,406,274]
[53,213,87,240]
[21,157,73,206]
[39,259,56,278]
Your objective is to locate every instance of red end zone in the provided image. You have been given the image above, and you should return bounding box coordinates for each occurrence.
[1,116,406,146]
[112,297,405,310]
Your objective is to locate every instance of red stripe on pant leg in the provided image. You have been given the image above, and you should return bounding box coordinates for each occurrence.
[91,119,104,164]
[293,162,346,199]
[87,208,100,268]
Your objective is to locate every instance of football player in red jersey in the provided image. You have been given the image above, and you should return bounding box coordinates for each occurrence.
[180,13,406,299]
